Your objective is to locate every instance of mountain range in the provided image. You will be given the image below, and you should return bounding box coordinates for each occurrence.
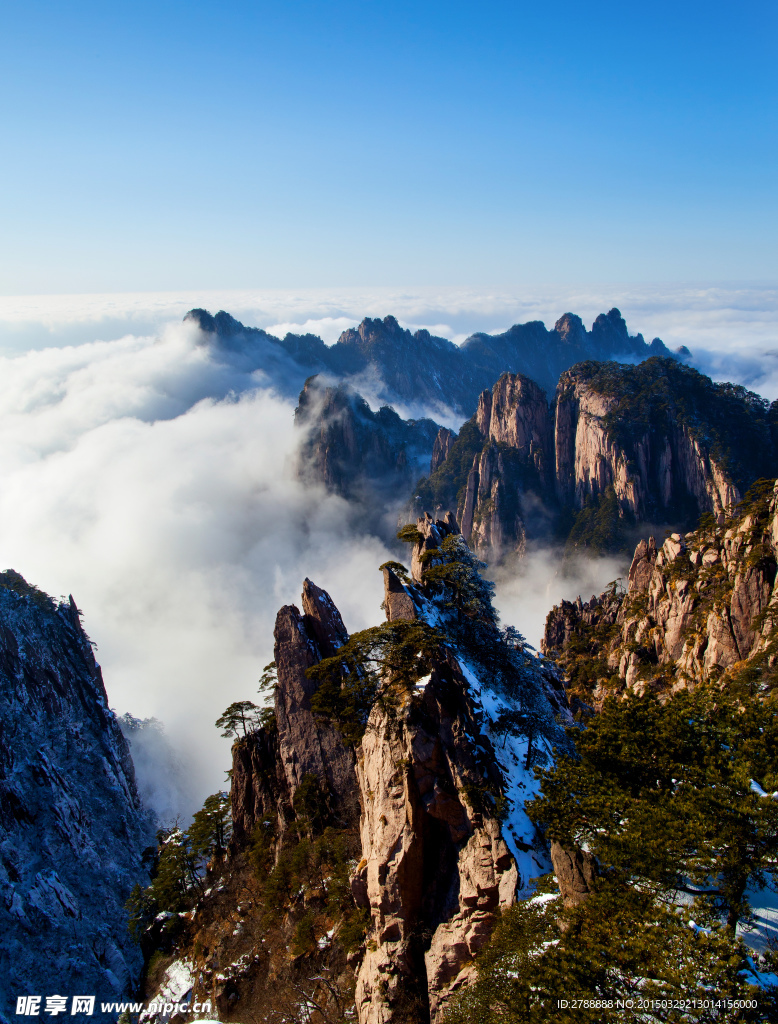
[4,306,778,1022]
[185,306,676,414]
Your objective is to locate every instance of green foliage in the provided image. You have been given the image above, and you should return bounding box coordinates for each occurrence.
[127,790,236,937]
[292,772,329,837]
[307,620,448,743]
[257,659,277,695]
[291,910,317,956]
[378,560,411,583]
[396,524,422,544]
[422,534,496,622]
[214,699,262,740]
[338,907,370,953]
[529,687,778,932]
[188,792,232,860]
[248,816,277,878]
[566,485,627,555]
[412,417,486,513]
[444,881,771,1022]
[255,663,279,730]
[0,569,56,612]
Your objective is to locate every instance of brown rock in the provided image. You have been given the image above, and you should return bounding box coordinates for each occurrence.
[354,657,517,1024]
[430,427,456,474]
[550,841,598,908]
[383,567,417,622]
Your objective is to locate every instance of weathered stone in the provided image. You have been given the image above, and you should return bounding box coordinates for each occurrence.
[545,482,778,703]
[383,567,417,622]
[430,427,456,474]
[550,841,598,908]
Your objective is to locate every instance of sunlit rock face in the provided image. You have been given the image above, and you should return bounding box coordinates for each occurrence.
[0,573,153,1020]
[415,357,777,563]
[542,481,778,706]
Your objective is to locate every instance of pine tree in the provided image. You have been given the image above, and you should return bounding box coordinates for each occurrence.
[215,699,262,739]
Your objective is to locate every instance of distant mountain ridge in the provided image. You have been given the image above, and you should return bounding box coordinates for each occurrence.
[185,306,673,416]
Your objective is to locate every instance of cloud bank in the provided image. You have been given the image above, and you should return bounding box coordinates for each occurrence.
[0,322,394,816]
[0,284,776,818]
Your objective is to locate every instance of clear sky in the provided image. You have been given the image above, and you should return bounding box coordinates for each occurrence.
[1,0,775,293]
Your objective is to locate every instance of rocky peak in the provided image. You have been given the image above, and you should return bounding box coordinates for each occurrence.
[410,512,458,582]
[591,307,630,350]
[295,376,440,513]
[301,577,348,657]
[554,312,587,348]
[186,306,673,414]
[430,427,456,474]
[231,580,362,846]
[226,532,566,1022]
[542,480,778,706]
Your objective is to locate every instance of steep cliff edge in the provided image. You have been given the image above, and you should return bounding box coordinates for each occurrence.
[156,521,568,1023]
[294,376,440,513]
[415,357,778,561]
[541,478,778,707]
[0,571,153,1018]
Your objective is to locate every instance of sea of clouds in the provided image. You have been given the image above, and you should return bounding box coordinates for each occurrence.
[0,285,775,821]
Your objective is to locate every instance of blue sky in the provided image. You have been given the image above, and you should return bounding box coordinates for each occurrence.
[1,0,775,293]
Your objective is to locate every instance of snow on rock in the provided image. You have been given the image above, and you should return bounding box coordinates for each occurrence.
[0,576,154,1021]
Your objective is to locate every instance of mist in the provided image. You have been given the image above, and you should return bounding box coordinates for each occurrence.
[491,548,628,652]
[2,287,776,820]
[0,321,395,818]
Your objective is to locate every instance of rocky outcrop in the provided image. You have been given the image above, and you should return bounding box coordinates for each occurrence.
[382,567,417,622]
[0,572,153,1019]
[227,518,563,1022]
[294,376,440,509]
[430,428,455,474]
[549,841,598,909]
[416,357,777,562]
[554,364,742,518]
[230,578,361,844]
[188,306,671,414]
[542,480,778,704]
[354,655,518,1023]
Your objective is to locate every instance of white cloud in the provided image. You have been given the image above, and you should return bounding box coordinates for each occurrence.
[492,549,628,653]
[1,284,777,819]
[0,323,393,818]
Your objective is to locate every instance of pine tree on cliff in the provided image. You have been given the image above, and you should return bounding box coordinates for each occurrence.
[444,686,778,1020]
[215,699,262,739]
[529,687,778,934]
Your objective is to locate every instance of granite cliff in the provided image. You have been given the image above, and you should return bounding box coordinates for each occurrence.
[0,571,153,1020]
[294,376,440,513]
[541,478,778,708]
[415,357,778,562]
[138,520,568,1023]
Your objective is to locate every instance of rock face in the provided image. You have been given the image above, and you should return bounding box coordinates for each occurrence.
[430,428,455,474]
[541,481,778,705]
[231,578,360,845]
[0,572,152,1019]
[416,358,778,562]
[553,363,742,518]
[294,376,440,509]
[353,655,518,1023]
[549,841,598,909]
[187,306,671,414]
[228,522,562,1022]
